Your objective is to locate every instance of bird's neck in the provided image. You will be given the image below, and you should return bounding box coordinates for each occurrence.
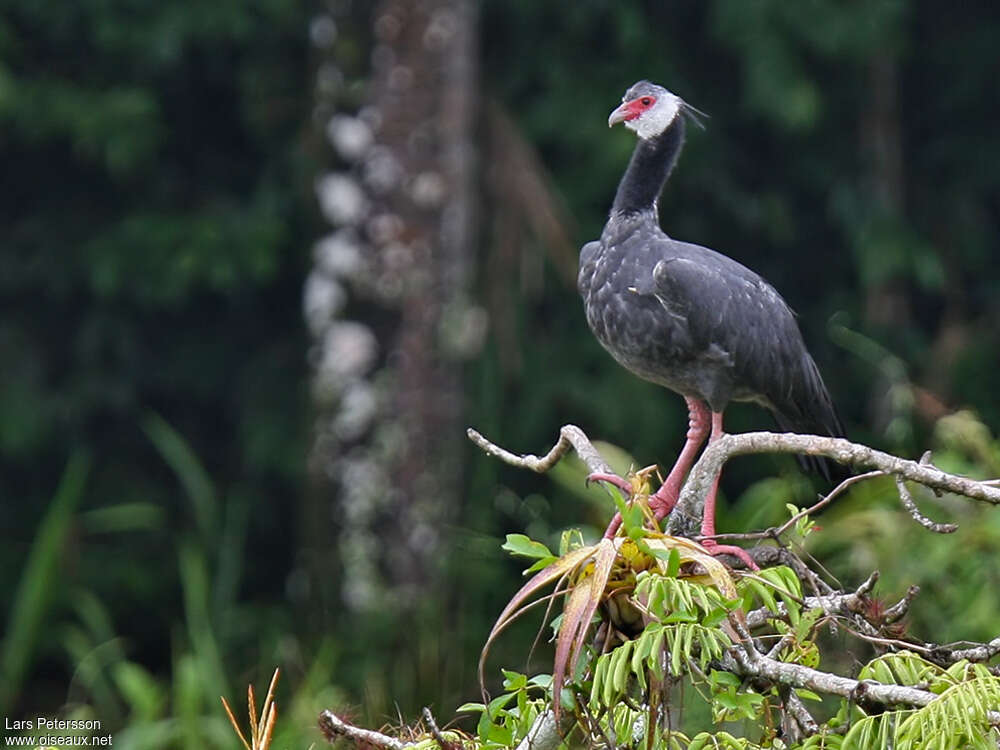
[611,116,685,217]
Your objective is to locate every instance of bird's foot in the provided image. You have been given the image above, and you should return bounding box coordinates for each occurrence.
[586,472,634,495]
[700,539,759,571]
[648,483,679,520]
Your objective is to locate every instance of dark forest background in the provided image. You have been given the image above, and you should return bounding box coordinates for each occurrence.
[3,1,1000,746]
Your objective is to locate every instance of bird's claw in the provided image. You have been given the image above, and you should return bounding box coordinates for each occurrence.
[586,471,634,495]
[700,539,759,571]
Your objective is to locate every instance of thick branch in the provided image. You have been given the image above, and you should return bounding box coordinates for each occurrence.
[729,646,937,708]
[929,637,1000,666]
[463,424,1000,731]
[669,432,1000,536]
[468,426,1000,543]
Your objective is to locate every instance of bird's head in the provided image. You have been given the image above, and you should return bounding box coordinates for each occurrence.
[608,80,704,139]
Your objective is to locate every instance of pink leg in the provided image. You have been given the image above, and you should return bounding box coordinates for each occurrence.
[596,397,710,539]
[699,411,759,570]
[649,397,711,519]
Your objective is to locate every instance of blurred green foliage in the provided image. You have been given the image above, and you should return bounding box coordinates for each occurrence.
[2,0,1000,746]
[0,0,319,738]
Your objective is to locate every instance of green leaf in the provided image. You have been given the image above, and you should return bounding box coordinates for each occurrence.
[666,547,681,578]
[502,533,554,560]
[663,609,699,624]
[710,670,742,688]
[523,555,559,574]
[702,606,729,628]
[0,452,90,715]
[501,669,527,691]
[456,702,485,713]
[486,691,516,717]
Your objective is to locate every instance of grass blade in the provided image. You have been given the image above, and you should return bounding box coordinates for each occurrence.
[0,451,90,715]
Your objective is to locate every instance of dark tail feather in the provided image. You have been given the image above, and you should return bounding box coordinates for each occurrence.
[772,353,848,483]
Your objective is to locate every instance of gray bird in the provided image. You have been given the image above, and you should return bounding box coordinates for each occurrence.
[578,81,844,567]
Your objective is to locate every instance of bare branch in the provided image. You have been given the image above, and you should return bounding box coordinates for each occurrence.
[773,470,883,535]
[744,571,881,629]
[895,476,958,533]
[422,708,453,750]
[729,646,937,709]
[783,688,819,738]
[466,425,613,476]
[318,710,408,750]
[669,431,1000,536]
[701,470,885,543]
[931,637,1000,665]
[468,426,1000,543]
[882,584,920,624]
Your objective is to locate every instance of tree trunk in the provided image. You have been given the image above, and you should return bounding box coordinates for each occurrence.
[306,0,479,615]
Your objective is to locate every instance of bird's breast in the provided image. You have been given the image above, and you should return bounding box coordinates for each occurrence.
[580,242,714,396]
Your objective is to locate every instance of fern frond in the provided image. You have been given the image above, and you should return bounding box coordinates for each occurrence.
[686,730,761,749]
[843,664,1000,749]
[858,650,949,690]
[737,565,803,620]
[896,664,1000,748]
[635,573,732,624]
[589,621,732,711]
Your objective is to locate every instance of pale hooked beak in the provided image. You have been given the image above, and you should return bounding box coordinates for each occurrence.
[608,101,635,127]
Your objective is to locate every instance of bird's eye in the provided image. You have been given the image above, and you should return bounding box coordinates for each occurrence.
[640,97,652,106]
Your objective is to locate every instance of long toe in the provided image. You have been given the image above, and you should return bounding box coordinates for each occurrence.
[587,471,634,495]
[701,540,759,571]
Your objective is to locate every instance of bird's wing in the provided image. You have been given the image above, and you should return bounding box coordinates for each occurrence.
[577,240,601,296]
[649,255,785,360]
[650,254,841,434]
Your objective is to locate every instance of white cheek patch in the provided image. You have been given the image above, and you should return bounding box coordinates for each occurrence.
[626,94,681,139]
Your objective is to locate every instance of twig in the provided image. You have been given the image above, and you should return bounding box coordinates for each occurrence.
[775,470,884,537]
[744,571,881,629]
[699,470,885,544]
[318,710,408,750]
[765,631,798,660]
[882,585,920,624]
[421,708,453,750]
[895,476,958,533]
[931,637,1000,665]
[467,425,613,476]
[744,546,837,597]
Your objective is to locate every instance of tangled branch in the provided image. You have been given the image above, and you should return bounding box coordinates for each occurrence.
[466,424,1000,542]
[666,431,1000,536]
[459,423,1000,745]
[317,426,1000,748]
